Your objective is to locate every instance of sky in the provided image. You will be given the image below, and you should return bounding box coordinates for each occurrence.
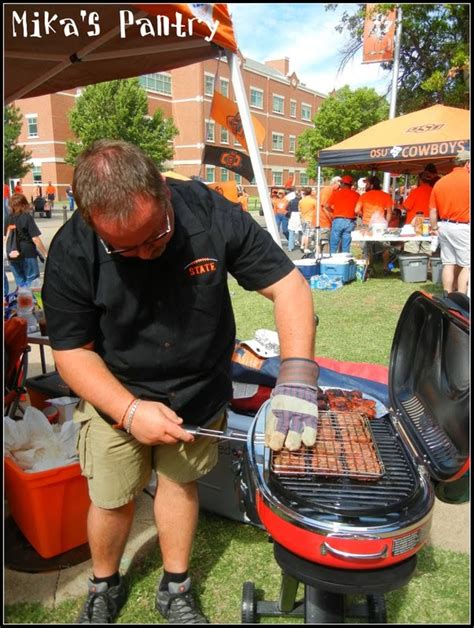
[228,3,392,98]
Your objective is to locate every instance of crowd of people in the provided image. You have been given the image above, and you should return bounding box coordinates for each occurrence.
[269,150,470,293]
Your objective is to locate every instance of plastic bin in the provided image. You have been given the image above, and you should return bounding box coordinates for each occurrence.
[25,371,74,410]
[320,257,356,283]
[294,259,320,282]
[4,457,90,558]
[430,256,442,284]
[398,253,429,283]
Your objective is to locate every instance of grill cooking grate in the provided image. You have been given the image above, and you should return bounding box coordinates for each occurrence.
[268,415,420,516]
[271,411,384,480]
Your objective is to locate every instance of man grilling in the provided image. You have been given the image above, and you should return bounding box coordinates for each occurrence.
[42,139,319,624]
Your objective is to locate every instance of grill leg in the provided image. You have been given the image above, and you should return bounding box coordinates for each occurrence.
[278,573,299,612]
[304,585,345,623]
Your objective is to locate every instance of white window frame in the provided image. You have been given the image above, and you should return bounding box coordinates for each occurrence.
[300,172,309,186]
[205,165,215,182]
[205,119,215,143]
[289,135,296,154]
[204,72,215,96]
[220,127,229,144]
[273,171,283,186]
[235,174,242,184]
[272,94,285,115]
[290,99,297,118]
[139,73,172,95]
[31,165,42,183]
[272,132,284,152]
[234,136,242,147]
[301,103,312,121]
[220,77,229,98]
[250,86,264,109]
[26,114,38,138]
[220,168,229,182]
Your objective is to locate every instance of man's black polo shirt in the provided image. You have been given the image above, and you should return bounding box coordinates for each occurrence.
[42,180,294,425]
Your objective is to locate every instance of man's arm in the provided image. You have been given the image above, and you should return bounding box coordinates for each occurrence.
[258,267,315,359]
[53,344,193,445]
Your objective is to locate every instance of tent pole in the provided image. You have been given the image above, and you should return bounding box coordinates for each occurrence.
[227,52,281,246]
[315,166,321,257]
[383,5,403,192]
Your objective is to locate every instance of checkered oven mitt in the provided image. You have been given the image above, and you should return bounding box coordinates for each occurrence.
[265,358,319,451]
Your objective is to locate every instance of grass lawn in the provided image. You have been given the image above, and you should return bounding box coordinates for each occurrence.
[5,271,469,625]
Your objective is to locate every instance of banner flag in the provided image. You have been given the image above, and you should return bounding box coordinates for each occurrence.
[210,91,265,151]
[362,4,396,64]
[202,144,254,181]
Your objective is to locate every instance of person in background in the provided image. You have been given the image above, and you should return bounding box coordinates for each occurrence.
[4,182,11,222]
[14,180,23,194]
[272,189,289,242]
[326,175,359,254]
[45,181,56,213]
[429,150,470,294]
[3,193,48,288]
[287,189,302,252]
[42,139,318,624]
[316,177,340,254]
[403,167,438,255]
[298,187,317,253]
[66,185,75,211]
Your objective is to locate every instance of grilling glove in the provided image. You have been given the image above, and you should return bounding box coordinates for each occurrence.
[265,358,319,451]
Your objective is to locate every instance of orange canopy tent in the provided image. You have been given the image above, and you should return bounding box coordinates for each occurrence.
[4,4,237,103]
[318,105,470,175]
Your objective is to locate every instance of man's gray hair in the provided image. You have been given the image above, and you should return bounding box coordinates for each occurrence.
[73,139,169,225]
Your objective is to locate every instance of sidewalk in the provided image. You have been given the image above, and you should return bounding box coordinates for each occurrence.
[4,208,470,610]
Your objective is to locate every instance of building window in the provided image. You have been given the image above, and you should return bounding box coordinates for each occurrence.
[31,166,42,183]
[221,127,229,144]
[139,73,172,95]
[301,103,312,121]
[235,174,242,184]
[204,73,215,96]
[26,115,38,138]
[205,166,215,182]
[250,87,263,109]
[273,94,285,114]
[289,135,296,153]
[220,168,229,182]
[300,172,309,186]
[272,133,284,151]
[290,100,297,118]
[273,171,283,186]
[234,136,242,147]
[205,120,215,142]
[220,78,229,98]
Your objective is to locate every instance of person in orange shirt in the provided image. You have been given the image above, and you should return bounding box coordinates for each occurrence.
[45,181,56,214]
[326,175,359,254]
[429,150,470,294]
[355,175,393,227]
[13,180,23,194]
[403,168,438,255]
[272,189,289,241]
[317,176,340,252]
[298,187,317,253]
[4,182,11,221]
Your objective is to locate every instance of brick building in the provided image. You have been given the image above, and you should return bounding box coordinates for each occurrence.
[12,56,325,201]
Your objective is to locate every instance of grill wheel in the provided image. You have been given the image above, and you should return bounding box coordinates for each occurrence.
[241,581,257,623]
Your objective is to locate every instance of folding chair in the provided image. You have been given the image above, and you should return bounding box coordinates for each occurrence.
[4,317,30,418]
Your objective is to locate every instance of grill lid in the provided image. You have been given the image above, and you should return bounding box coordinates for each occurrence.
[388,291,470,482]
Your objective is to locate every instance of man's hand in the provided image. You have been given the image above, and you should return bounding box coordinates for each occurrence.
[265,384,318,451]
[128,400,195,445]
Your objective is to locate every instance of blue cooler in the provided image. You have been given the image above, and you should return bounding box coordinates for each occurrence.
[320,256,356,284]
[294,259,320,282]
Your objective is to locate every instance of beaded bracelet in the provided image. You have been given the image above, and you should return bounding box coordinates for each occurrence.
[125,399,141,434]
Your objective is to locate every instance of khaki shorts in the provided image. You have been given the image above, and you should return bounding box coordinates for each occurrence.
[74,400,226,509]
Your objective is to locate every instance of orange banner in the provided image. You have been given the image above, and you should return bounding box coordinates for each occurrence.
[210,91,265,152]
[362,4,396,64]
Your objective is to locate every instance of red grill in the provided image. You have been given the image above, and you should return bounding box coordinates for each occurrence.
[240,291,469,623]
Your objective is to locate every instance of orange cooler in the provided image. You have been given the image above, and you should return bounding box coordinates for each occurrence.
[4,458,90,558]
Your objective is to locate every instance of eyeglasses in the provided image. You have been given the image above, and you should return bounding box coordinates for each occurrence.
[100,211,171,255]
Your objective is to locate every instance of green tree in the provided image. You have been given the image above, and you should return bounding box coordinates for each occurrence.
[65,79,179,166]
[296,86,389,180]
[4,105,32,181]
[326,3,470,113]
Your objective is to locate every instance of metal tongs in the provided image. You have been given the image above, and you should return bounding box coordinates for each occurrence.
[185,426,265,443]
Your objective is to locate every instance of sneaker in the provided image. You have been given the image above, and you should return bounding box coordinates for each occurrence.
[76,577,128,624]
[155,577,208,624]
